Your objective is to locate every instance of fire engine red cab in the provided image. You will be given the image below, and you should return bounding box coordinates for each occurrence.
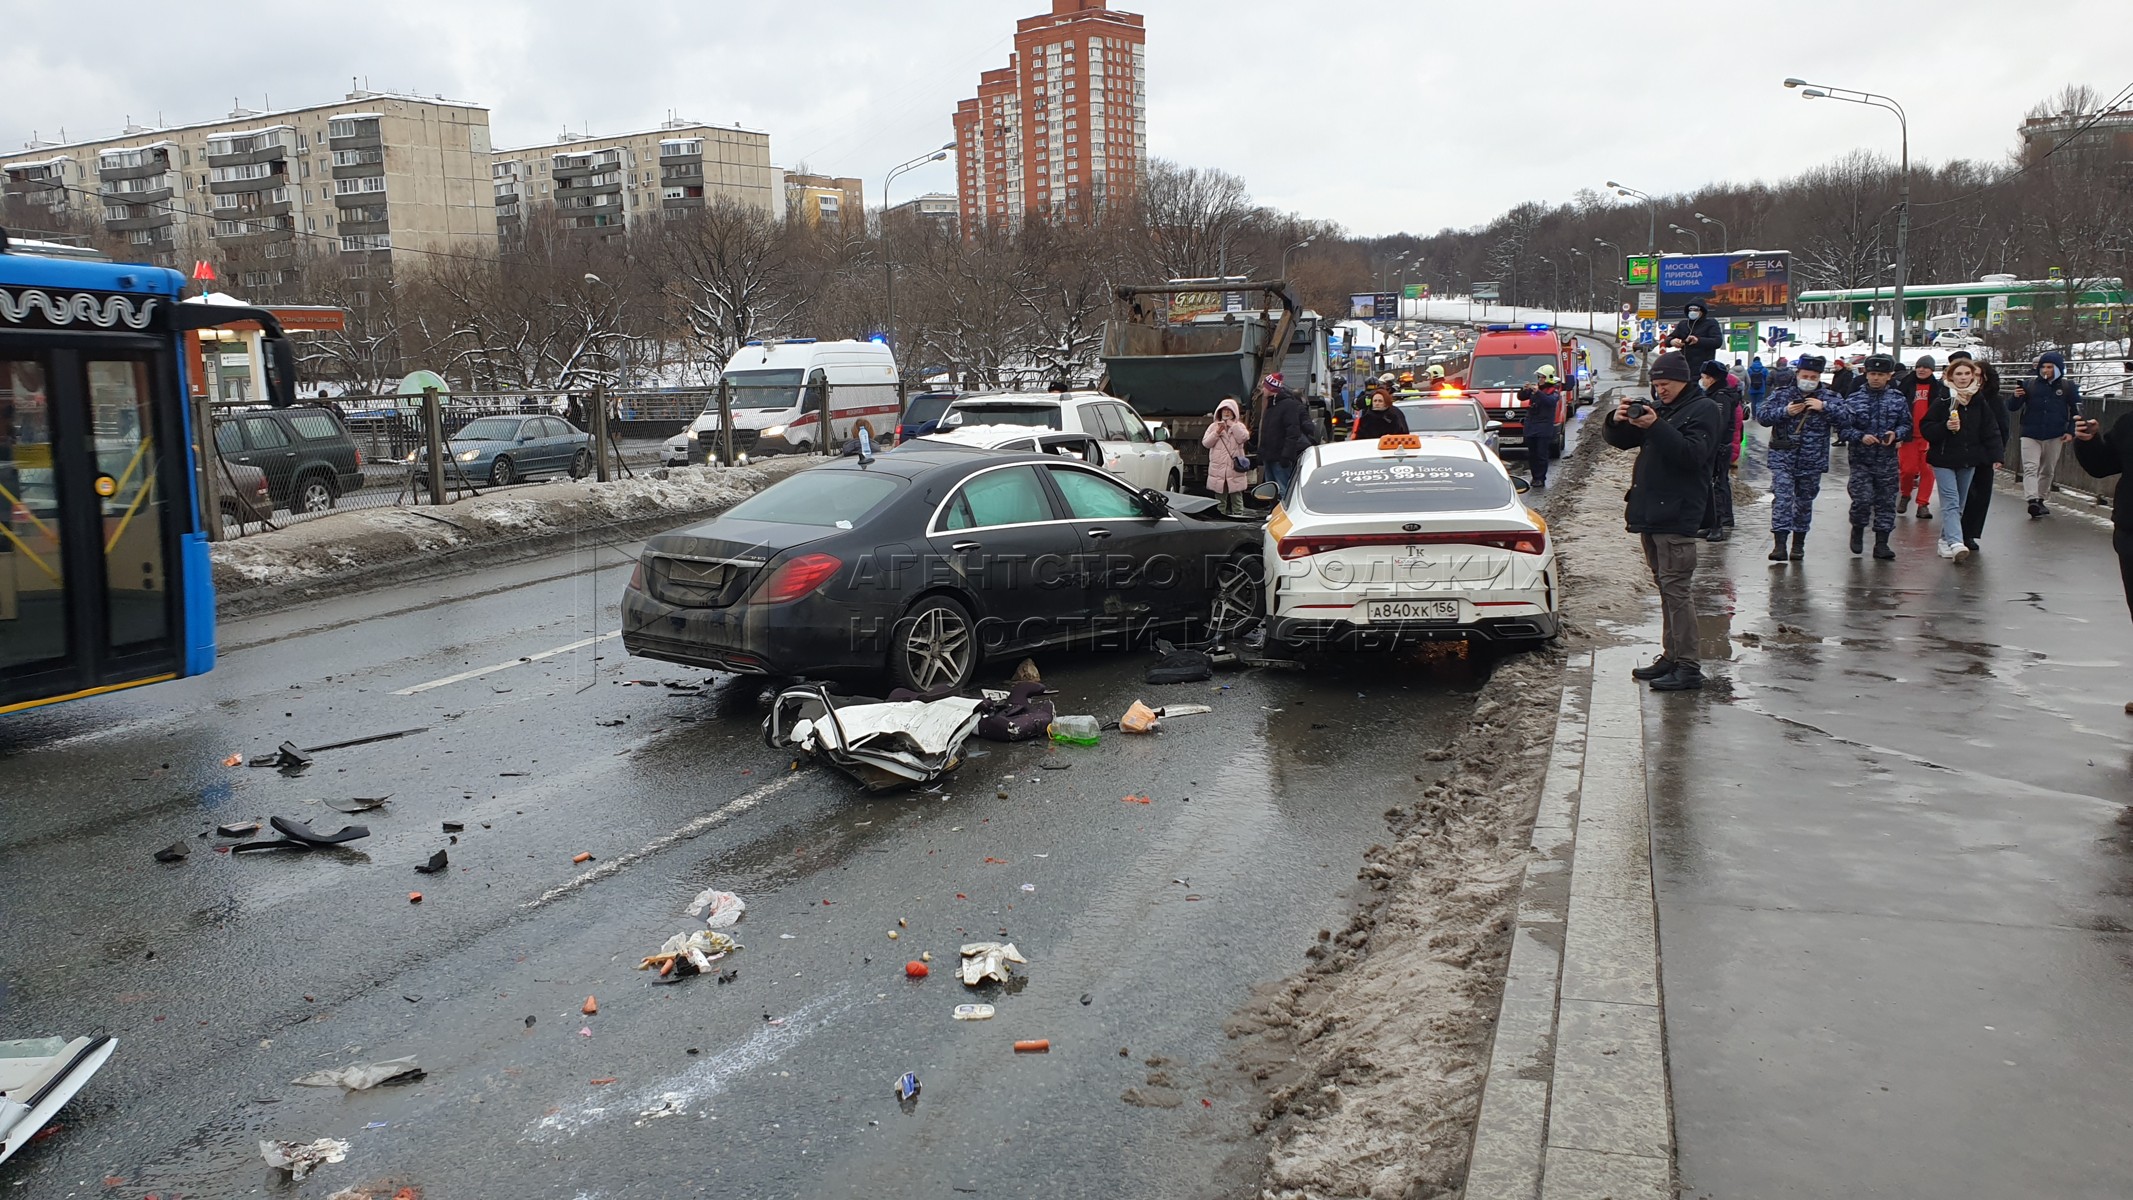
[1455,324,1582,457]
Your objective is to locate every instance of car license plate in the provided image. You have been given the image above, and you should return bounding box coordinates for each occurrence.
[1365,599,1460,623]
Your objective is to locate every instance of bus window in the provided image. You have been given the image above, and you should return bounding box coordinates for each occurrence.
[1,355,65,672]
[86,358,168,652]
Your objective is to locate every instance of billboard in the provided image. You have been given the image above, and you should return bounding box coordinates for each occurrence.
[1350,293,1381,320]
[1472,280,1501,303]
[1624,255,1657,287]
[1657,252,1792,320]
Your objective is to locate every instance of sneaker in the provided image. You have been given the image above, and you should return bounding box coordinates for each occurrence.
[1916,506,1932,520]
[1649,664,1706,691]
[2028,499,2047,518]
[1952,542,1971,562]
[1631,655,1676,681]
[1936,540,1958,559]
[1897,495,1911,514]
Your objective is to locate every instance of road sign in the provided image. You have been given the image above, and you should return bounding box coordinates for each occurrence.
[191,260,216,282]
[1728,320,1757,352]
[1958,315,1972,328]
[1472,281,1501,303]
[1625,255,1656,287]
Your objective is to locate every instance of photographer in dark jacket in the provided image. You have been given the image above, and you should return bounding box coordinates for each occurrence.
[1667,303,1725,373]
[1255,374,1317,501]
[2072,410,2133,707]
[1602,351,1722,691]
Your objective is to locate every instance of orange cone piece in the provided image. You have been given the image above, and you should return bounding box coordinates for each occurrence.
[582,995,599,1015]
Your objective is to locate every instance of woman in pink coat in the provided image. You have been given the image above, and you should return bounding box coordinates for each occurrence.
[1201,396,1252,514]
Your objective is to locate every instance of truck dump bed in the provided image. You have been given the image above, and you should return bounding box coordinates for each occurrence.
[1100,318,1271,417]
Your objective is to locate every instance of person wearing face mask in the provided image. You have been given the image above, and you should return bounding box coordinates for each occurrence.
[1838,354,1912,560]
[1667,302,1725,374]
[1894,354,1948,521]
[1755,353,1840,562]
[1920,356,2004,562]
[2009,350,2083,517]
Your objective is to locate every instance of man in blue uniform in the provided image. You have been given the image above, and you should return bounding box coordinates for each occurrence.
[1839,354,1911,560]
[1755,353,1840,562]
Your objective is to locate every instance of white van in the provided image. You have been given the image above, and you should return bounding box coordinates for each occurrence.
[668,339,901,464]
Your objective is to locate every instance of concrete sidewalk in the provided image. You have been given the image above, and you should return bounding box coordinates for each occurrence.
[1652,463,2133,1197]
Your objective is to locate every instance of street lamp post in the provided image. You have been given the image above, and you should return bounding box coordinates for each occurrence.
[1669,223,1702,253]
[1570,247,1592,319]
[1539,255,1559,325]
[1695,211,1729,253]
[882,143,955,354]
[1282,236,1314,280]
[1606,181,1658,257]
[1786,77,1909,358]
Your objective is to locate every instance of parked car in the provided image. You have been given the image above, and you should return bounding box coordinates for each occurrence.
[216,459,272,527]
[894,391,959,444]
[620,444,1264,691]
[1394,397,1502,452]
[894,423,1107,469]
[1260,435,1557,651]
[936,391,1185,492]
[408,415,592,486]
[212,405,365,515]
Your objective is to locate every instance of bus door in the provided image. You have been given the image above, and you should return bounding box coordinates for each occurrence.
[0,339,184,710]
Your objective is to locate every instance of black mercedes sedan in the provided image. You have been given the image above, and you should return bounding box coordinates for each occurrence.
[621,445,1264,691]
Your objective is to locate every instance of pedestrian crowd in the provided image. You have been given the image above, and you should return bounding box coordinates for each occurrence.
[1605,303,2098,691]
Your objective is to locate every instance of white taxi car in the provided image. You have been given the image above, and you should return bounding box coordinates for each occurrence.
[1259,434,1558,650]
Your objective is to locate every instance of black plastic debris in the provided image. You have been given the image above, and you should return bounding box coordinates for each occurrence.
[230,816,371,853]
[301,727,429,753]
[441,821,465,833]
[248,742,314,772]
[1145,639,1214,685]
[414,850,449,875]
[215,821,262,838]
[323,796,391,814]
[153,842,189,863]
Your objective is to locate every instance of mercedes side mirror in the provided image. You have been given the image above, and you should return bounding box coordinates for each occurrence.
[1138,487,1171,516]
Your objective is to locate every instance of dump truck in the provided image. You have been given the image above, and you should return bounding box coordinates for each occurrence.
[1097,279,1331,489]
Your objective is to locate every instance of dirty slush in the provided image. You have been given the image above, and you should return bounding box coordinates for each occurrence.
[1238,425,1645,1199]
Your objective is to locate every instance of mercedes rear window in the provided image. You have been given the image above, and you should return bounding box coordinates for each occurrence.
[721,470,902,527]
[1299,456,1513,514]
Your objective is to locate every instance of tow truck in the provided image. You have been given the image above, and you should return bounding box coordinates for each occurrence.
[1454,324,1583,458]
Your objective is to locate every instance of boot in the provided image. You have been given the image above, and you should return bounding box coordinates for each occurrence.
[1873,531,1896,560]
[1705,526,1728,542]
[1897,494,1910,514]
[1849,525,1865,554]
[1769,533,1790,563]
[1789,531,1807,561]
[1631,654,1676,681]
[1649,662,1706,691]
[1916,504,1932,520]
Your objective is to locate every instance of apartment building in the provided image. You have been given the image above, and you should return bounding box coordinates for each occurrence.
[0,92,494,292]
[952,0,1146,232]
[783,172,866,229]
[887,191,959,232]
[493,121,775,243]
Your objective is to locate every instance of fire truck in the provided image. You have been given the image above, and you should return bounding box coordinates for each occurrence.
[1453,324,1582,458]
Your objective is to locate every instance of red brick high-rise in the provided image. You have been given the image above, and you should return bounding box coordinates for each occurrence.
[952,0,1145,233]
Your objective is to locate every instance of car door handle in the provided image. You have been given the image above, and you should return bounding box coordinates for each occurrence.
[951,541,981,553]
[1085,528,1111,539]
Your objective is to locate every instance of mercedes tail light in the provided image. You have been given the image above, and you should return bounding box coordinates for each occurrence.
[750,552,842,604]
[1277,530,1545,560]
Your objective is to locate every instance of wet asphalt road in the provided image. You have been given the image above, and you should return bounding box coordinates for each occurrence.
[0,533,1512,1198]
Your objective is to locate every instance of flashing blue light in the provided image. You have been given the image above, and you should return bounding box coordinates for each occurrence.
[1524,323,1553,332]
[868,333,889,344]
[1485,324,1512,332]
[744,339,763,346]
[785,337,818,344]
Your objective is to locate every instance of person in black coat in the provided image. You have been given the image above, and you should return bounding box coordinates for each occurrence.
[1697,360,1743,540]
[1831,358,1857,398]
[1667,303,1726,373]
[1351,384,1410,440]
[1947,351,2007,552]
[1255,378,1317,501]
[1601,351,1723,691]
[1920,355,2005,562]
[2073,410,2133,680]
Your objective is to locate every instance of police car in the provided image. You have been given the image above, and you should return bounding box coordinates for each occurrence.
[1259,434,1559,650]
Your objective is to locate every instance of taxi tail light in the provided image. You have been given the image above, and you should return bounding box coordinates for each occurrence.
[750,552,842,603]
[1277,530,1546,560]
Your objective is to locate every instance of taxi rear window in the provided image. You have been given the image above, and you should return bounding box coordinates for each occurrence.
[1298,455,1512,514]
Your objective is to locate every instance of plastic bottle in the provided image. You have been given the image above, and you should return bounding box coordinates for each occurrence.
[1048,715,1101,746]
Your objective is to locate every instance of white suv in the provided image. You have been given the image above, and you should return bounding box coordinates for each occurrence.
[938,391,1185,492]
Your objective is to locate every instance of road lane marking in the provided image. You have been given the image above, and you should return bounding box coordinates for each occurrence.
[392,630,621,695]
[521,772,805,912]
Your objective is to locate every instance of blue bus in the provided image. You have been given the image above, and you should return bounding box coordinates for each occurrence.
[0,228,299,715]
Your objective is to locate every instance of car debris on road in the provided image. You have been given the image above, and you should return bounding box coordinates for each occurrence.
[958,942,1028,986]
[0,1035,117,1166]
[291,1057,424,1091]
[686,887,746,929]
[230,816,371,853]
[765,683,982,792]
[260,1136,350,1180]
[639,931,740,981]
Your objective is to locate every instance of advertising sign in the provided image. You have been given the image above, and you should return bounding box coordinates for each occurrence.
[1656,252,1792,320]
[1169,291,1227,322]
[1349,293,1381,320]
[1624,255,1657,287]
[1403,284,1427,300]
[1375,291,1401,320]
[1472,281,1501,303]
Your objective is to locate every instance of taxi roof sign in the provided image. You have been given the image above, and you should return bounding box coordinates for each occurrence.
[1376,434,1422,451]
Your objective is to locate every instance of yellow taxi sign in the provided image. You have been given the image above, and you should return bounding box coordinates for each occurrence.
[1377,434,1422,451]
[93,475,119,498]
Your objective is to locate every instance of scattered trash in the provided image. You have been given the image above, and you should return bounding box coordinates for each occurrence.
[1039,759,1072,771]
[581,996,599,1016]
[441,821,465,833]
[886,931,899,940]
[260,1137,350,1181]
[248,741,315,771]
[920,951,934,962]
[524,1016,536,1029]
[905,961,929,979]
[595,718,626,728]
[303,727,430,754]
[408,892,423,904]
[639,931,739,980]
[975,681,1055,743]
[1120,700,1160,734]
[572,852,594,864]
[291,1057,424,1091]
[894,1072,921,1101]
[952,1004,996,1021]
[0,1035,116,1167]
[685,888,746,929]
[1081,993,1093,1006]
[1020,883,1036,893]
[152,842,189,864]
[215,821,261,838]
[222,753,244,767]
[323,796,391,814]
[1010,658,1042,684]
[1145,640,1215,685]
[1048,715,1101,746]
[230,817,370,853]
[414,850,448,875]
[958,942,1027,987]
[1013,1039,1051,1054]
[1122,794,1152,805]
[578,1027,592,1037]
[1238,655,1305,671]
[765,684,984,792]
[1158,704,1214,718]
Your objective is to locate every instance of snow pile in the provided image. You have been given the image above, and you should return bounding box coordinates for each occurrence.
[210,458,813,596]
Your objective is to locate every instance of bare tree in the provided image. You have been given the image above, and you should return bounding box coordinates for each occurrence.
[660,198,796,368]
[1137,160,1261,279]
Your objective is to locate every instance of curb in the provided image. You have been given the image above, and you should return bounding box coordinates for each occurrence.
[1464,646,1675,1199]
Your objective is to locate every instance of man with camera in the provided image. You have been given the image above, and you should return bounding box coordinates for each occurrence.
[1602,351,1723,692]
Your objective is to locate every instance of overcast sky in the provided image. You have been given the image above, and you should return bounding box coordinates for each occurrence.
[6,1,2125,238]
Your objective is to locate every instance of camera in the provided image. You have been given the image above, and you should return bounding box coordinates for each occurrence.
[1623,400,1653,419]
